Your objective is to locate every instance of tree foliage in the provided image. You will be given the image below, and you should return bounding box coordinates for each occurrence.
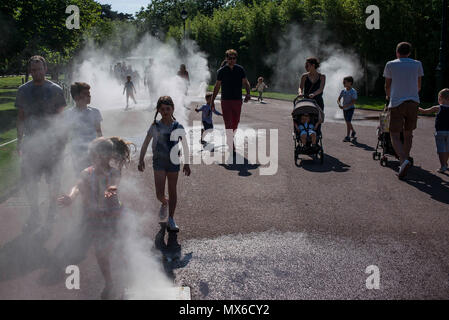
[0,0,446,99]
[165,0,445,100]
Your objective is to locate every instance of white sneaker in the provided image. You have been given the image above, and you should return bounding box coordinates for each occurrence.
[167,217,179,232]
[159,201,168,220]
[398,159,411,178]
[437,166,448,173]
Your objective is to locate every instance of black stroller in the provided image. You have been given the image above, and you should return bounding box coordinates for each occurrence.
[292,97,325,167]
[372,110,414,167]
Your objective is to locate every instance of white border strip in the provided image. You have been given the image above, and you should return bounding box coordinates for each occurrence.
[0,138,17,148]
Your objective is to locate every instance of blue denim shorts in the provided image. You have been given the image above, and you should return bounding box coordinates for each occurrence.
[152,156,180,172]
[435,131,449,153]
[343,108,355,122]
[202,121,213,131]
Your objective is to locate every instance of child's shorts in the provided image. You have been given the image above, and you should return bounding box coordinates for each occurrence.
[343,108,355,122]
[153,156,180,172]
[300,129,316,137]
[435,131,449,153]
[202,121,214,131]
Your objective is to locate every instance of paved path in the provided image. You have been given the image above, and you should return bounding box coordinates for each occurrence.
[0,97,448,299]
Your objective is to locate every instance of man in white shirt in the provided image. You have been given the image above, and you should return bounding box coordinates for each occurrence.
[384,42,424,179]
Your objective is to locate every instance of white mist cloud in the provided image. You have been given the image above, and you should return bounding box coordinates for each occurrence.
[71,35,210,125]
[267,24,363,118]
[68,33,211,299]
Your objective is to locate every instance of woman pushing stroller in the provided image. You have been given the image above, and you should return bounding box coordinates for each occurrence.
[298,57,326,112]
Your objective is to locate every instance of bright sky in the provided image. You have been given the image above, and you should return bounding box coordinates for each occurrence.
[96,0,150,15]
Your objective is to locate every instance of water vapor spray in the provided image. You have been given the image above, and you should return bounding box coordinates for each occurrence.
[267,25,364,119]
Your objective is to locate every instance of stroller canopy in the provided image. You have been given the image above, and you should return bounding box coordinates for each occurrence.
[292,98,325,123]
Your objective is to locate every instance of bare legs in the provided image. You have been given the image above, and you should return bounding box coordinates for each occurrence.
[300,133,317,145]
[438,152,449,168]
[154,170,179,218]
[345,121,354,137]
[390,130,413,164]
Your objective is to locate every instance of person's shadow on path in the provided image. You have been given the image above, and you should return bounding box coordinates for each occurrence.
[38,219,93,286]
[154,223,192,280]
[399,166,449,205]
[0,227,52,283]
[349,139,375,152]
[300,153,351,173]
[219,153,260,176]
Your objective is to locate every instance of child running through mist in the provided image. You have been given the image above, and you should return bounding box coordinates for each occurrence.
[418,88,449,173]
[337,76,358,142]
[138,96,191,232]
[123,75,137,110]
[58,136,132,299]
[195,93,222,145]
[253,77,268,102]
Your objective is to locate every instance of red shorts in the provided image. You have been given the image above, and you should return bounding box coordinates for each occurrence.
[221,100,242,130]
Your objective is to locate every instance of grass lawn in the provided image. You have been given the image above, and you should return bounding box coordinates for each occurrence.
[206,85,434,111]
[0,76,21,200]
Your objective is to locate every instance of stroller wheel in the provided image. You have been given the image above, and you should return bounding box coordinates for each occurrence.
[376,152,382,160]
[319,149,324,164]
[372,152,377,160]
[380,157,388,167]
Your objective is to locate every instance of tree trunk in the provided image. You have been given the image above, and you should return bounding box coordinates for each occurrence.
[364,53,368,96]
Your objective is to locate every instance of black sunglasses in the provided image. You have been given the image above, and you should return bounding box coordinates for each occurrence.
[227,56,237,60]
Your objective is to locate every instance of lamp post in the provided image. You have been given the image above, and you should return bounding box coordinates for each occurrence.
[436,0,448,92]
[181,8,187,40]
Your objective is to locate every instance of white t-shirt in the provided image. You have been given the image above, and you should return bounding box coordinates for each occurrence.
[383,58,424,108]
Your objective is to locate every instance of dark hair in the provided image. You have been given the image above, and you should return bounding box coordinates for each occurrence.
[225,49,238,58]
[343,76,354,84]
[396,42,412,56]
[70,82,91,100]
[306,57,320,69]
[28,55,47,69]
[88,137,133,171]
[220,60,227,68]
[154,96,176,124]
[205,93,213,100]
[110,136,134,169]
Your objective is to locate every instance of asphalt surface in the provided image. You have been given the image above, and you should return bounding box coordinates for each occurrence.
[0,97,448,299]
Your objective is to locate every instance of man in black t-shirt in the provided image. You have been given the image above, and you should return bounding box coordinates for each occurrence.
[16,55,67,230]
[210,49,251,155]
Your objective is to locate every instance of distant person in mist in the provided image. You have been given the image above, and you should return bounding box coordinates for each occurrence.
[253,76,268,102]
[383,42,423,179]
[58,137,133,300]
[123,75,137,110]
[210,49,251,159]
[177,64,190,95]
[144,58,154,104]
[15,55,67,231]
[65,82,103,174]
[138,96,191,233]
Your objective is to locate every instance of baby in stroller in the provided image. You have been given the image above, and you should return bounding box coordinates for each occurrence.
[295,113,318,152]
